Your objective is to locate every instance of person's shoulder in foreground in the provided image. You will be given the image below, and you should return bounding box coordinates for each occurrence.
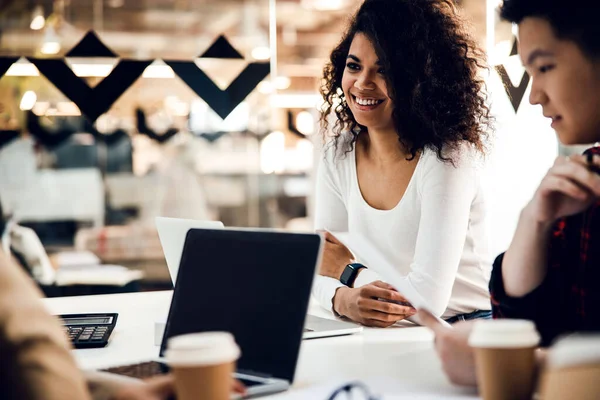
[0,245,92,400]
[422,0,600,387]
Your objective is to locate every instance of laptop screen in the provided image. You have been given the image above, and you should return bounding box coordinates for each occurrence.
[159,228,321,383]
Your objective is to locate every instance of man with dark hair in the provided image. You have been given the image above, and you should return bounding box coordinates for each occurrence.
[500,0,600,58]
[420,0,600,387]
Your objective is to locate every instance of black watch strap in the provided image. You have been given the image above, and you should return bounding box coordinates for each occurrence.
[340,263,367,287]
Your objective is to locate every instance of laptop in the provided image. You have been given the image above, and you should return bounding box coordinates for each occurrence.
[155,217,363,340]
[155,216,225,282]
[106,228,322,396]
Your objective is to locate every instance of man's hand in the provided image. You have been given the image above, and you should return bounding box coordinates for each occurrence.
[112,375,247,400]
[419,310,477,387]
[111,375,174,400]
[333,281,416,327]
[318,231,355,280]
[527,154,600,224]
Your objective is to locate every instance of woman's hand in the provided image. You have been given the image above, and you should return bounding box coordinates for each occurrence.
[419,310,478,387]
[332,281,416,327]
[526,155,600,224]
[112,375,247,400]
[318,231,355,280]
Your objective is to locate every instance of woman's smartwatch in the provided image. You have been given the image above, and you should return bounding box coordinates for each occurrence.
[340,263,367,287]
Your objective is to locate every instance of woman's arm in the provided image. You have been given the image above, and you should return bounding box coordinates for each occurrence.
[313,153,350,310]
[400,152,481,317]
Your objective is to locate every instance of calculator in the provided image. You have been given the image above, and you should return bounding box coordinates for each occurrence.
[58,313,118,349]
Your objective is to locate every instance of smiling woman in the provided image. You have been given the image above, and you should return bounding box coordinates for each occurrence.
[320,0,492,163]
[312,0,494,328]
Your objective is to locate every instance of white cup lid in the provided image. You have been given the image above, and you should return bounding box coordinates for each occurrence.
[548,335,600,369]
[165,332,240,367]
[469,319,540,348]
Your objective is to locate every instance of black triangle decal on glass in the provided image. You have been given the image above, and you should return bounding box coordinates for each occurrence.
[495,64,530,112]
[510,38,518,57]
[29,58,151,122]
[0,57,19,79]
[66,31,118,58]
[166,61,269,119]
[27,110,77,148]
[199,35,244,59]
[287,110,306,138]
[136,108,179,143]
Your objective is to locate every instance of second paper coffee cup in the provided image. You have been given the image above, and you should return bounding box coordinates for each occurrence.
[539,335,600,400]
[469,319,540,400]
[165,331,241,400]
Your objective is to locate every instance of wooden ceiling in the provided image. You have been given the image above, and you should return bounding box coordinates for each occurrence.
[0,0,509,93]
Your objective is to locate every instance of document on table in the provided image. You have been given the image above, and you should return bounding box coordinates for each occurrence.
[270,377,479,399]
[332,231,450,327]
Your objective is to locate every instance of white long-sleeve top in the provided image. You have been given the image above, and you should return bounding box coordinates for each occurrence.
[312,143,492,318]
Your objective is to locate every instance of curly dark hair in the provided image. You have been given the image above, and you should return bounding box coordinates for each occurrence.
[500,0,600,59]
[320,0,492,163]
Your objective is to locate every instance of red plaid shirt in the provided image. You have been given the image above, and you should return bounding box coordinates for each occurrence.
[490,147,600,346]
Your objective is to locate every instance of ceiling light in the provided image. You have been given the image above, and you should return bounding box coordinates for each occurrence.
[20,91,37,111]
[295,111,315,135]
[6,58,40,76]
[30,6,45,30]
[70,63,114,77]
[142,60,175,79]
[41,41,60,55]
[251,46,270,61]
[41,26,61,55]
[257,81,273,94]
[274,76,291,90]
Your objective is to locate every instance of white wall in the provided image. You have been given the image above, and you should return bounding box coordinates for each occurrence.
[482,71,558,260]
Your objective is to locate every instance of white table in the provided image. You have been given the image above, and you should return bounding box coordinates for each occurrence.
[43,291,479,399]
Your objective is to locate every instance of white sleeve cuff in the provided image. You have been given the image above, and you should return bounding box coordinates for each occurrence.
[312,275,345,312]
[353,268,381,288]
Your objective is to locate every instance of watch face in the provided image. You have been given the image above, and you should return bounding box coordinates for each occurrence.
[340,266,354,285]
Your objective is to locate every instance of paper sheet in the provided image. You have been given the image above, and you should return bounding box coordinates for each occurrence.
[332,232,451,327]
[269,377,479,399]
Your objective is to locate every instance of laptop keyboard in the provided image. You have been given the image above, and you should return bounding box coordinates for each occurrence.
[103,361,168,379]
[102,362,265,388]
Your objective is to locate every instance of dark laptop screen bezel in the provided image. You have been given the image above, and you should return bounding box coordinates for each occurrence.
[159,228,321,383]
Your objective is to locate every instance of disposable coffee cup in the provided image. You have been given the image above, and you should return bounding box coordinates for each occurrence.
[539,335,600,400]
[469,320,540,400]
[165,332,241,400]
